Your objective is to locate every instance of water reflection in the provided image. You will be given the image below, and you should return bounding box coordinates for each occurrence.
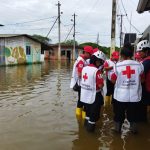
[72,120,100,150]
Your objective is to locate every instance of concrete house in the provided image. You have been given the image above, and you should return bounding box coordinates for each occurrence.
[136,1,150,44]
[0,34,49,66]
[44,44,83,61]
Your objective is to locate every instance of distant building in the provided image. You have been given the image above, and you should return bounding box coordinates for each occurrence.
[0,34,50,66]
[124,33,137,46]
[136,1,150,48]
[137,0,150,13]
[44,44,83,61]
[134,26,150,52]
[142,25,150,42]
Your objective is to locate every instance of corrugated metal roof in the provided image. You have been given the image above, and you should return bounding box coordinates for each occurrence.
[0,34,21,38]
[0,34,51,50]
[137,0,150,13]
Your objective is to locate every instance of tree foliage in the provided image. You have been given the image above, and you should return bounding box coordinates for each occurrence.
[79,42,120,56]
[32,34,51,44]
[61,40,78,46]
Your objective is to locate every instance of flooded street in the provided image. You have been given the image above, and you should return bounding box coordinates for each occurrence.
[0,61,150,150]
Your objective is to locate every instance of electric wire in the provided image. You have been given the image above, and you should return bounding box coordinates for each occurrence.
[5,16,57,26]
[64,25,74,42]
[46,17,59,37]
[120,0,141,34]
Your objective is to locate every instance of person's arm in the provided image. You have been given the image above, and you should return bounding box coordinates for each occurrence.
[96,71,104,89]
[104,61,113,71]
[111,72,117,84]
[140,63,145,83]
[140,73,145,83]
[104,66,113,71]
[77,61,84,78]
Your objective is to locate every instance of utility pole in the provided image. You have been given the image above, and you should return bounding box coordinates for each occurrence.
[110,0,117,56]
[96,33,100,46]
[72,13,77,61]
[117,14,126,48]
[56,1,61,61]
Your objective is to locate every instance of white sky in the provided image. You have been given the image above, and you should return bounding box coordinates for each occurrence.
[0,0,149,46]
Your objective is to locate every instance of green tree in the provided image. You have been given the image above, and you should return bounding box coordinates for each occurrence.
[32,34,51,44]
[61,40,78,46]
[79,42,120,57]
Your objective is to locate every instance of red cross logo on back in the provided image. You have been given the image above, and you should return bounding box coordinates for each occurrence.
[83,73,88,82]
[122,66,135,79]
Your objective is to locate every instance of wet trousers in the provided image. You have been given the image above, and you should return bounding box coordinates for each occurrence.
[113,100,139,123]
[77,86,84,108]
[106,77,114,96]
[85,92,104,123]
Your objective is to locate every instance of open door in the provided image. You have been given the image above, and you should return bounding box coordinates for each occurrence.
[67,50,71,61]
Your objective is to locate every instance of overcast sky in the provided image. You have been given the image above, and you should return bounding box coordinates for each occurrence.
[0,0,149,46]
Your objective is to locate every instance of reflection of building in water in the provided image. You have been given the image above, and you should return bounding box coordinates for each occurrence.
[0,63,51,91]
[0,67,7,91]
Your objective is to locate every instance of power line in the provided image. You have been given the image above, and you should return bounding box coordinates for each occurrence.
[120,0,141,34]
[76,33,111,37]
[5,17,56,26]
[61,22,73,27]
[0,27,57,31]
[64,25,74,42]
[79,0,103,24]
[46,17,58,37]
[122,21,127,33]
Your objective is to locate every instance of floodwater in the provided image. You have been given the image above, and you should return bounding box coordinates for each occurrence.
[0,60,149,150]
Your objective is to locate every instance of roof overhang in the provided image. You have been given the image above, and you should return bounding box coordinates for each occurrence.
[137,0,150,13]
[0,34,52,50]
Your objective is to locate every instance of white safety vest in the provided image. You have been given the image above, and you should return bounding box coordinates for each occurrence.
[113,60,144,102]
[70,56,85,88]
[80,66,98,104]
[85,59,90,66]
[106,59,116,80]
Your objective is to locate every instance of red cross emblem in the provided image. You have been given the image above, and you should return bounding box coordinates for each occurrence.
[83,73,88,82]
[122,66,135,79]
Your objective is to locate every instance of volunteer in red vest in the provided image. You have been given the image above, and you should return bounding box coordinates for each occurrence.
[80,50,106,132]
[70,46,93,118]
[111,44,144,134]
[136,40,150,121]
[104,51,119,104]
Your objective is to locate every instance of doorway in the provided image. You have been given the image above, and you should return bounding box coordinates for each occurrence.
[67,51,71,61]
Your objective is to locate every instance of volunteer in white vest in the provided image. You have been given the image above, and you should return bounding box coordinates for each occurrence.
[111,44,144,134]
[70,46,93,118]
[104,51,119,104]
[80,50,106,132]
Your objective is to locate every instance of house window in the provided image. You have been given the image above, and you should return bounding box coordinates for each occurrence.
[61,50,65,56]
[26,46,31,55]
